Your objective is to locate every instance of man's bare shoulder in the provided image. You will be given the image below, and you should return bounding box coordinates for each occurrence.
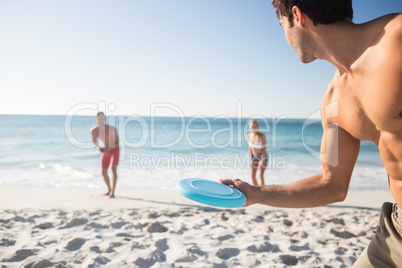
[90,126,99,133]
[382,14,402,59]
[369,13,402,29]
[383,13,402,33]
[107,125,117,131]
[369,13,402,48]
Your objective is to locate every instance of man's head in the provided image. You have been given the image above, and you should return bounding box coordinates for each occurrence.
[272,0,353,27]
[96,111,106,125]
[272,0,354,63]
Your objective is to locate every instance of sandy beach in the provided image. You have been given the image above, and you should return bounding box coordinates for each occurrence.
[0,187,395,267]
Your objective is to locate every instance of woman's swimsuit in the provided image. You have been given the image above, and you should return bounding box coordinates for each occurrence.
[251,152,268,162]
[248,140,264,149]
[249,139,268,162]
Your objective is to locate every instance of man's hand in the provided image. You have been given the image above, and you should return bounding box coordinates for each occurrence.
[219,178,258,206]
[99,147,106,153]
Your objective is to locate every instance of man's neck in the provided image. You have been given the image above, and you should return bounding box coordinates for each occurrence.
[312,20,370,74]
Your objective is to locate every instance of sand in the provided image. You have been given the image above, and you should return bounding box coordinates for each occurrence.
[0,187,395,267]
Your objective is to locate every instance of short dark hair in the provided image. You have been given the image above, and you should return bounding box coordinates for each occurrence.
[272,0,353,26]
[96,111,105,117]
[249,120,260,127]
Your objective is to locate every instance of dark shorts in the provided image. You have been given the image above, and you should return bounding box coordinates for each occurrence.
[353,202,402,267]
[101,147,120,168]
[251,153,268,163]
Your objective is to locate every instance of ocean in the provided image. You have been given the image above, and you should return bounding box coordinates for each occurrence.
[0,115,387,191]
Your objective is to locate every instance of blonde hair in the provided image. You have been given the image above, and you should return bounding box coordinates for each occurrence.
[249,120,261,141]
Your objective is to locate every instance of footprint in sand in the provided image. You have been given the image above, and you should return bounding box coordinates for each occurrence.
[27,215,40,223]
[247,241,278,253]
[131,242,146,250]
[26,259,67,268]
[330,228,356,239]
[0,238,16,247]
[147,222,168,233]
[165,212,180,218]
[105,241,124,253]
[147,212,160,219]
[4,249,37,262]
[12,216,26,223]
[217,234,234,241]
[116,232,142,240]
[187,246,206,256]
[111,221,128,229]
[216,248,240,260]
[174,246,206,262]
[65,238,85,251]
[335,247,348,255]
[220,213,229,221]
[283,219,293,226]
[60,218,88,229]
[87,222,108,229]
[289,243,310,251]
[90,246,101,253]
[89,210,101,216]
[37,222,53,229]
[137,240,169,265]
[172,226,188,235]
[111,241,124,248]
[327,217,345,225]
[42,239,57,246]
[174,253,198,262]
[85,255,110,267]
[280,254,298,266]
[253,216,264,222]
[0,218,10,224]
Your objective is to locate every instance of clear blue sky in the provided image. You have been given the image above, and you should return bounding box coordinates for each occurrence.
[0,0,401,118]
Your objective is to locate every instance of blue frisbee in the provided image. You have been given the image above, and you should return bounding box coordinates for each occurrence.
[176,178,246,208]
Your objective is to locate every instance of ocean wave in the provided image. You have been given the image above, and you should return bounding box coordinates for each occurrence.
[38,163,96,180]
[0,161,389,191]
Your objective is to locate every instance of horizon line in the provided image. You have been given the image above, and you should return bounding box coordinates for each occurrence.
[0,113,321,121]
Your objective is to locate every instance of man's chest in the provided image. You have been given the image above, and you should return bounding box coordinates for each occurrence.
[324,70,390,143]
[98,127,113,141]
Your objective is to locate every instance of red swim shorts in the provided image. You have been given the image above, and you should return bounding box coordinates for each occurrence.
[101,147,120,168]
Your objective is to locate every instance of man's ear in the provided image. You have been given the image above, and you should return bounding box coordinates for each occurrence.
[292,6,306,28]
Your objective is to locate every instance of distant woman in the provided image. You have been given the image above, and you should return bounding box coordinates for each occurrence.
[248,120,268,186]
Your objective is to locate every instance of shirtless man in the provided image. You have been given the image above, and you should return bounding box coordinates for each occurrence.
[91,112,120,198]
[221,0,402,266]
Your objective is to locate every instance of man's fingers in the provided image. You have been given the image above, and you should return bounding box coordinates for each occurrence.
[219,178,240,188]
[219,179,234,187]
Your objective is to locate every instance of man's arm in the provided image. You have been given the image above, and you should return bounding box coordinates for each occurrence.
[221,123,360,208]
[91,128,101,151]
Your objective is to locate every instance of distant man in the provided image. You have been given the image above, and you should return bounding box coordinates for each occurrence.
[91,112,120,198]
[221,0,402,266]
